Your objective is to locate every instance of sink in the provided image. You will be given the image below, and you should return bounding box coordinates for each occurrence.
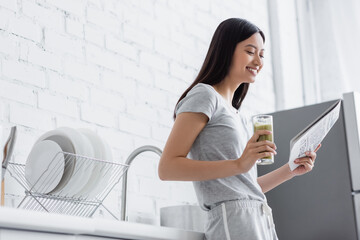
[160,205,207,232]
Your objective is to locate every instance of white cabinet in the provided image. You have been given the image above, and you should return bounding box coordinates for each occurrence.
[0,208,203,240]
[0,229,128,240]
[0,229,75,240]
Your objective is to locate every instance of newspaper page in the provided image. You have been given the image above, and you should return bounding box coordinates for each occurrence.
[288,100,342,171]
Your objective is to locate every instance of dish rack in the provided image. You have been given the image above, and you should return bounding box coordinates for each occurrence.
[6,152,129,219]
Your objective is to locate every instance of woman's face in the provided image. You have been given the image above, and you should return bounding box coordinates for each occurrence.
[227,32,264,84]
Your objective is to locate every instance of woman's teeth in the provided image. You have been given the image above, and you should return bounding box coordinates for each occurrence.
[246,67,257,75]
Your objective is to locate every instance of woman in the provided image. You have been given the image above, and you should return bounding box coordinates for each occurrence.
[158,18,320,240]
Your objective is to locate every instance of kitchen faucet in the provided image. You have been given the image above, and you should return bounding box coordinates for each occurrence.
[120,145,162,221]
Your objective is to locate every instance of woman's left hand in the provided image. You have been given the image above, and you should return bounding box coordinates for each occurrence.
[291,144,321,177]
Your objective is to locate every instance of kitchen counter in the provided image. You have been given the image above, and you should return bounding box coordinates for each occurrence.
[0,207,204,240]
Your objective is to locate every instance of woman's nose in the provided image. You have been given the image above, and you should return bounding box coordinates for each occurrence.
[253,56,262,67]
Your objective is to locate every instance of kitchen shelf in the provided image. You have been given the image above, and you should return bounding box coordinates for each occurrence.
[6,152,129,219]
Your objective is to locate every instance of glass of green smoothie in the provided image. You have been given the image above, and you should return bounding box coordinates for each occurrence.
[252,114,274,165]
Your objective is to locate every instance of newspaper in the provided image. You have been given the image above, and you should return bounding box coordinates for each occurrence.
[288,100,342,171]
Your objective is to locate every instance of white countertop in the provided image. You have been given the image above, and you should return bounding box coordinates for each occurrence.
[0,207,204,240]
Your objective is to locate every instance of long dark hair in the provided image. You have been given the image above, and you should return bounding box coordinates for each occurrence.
[173,18,265,120]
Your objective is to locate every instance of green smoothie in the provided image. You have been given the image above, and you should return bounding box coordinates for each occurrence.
[254,123,273,159]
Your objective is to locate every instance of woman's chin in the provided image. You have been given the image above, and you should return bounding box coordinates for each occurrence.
[237,77,256,84]
[247,78,256,83]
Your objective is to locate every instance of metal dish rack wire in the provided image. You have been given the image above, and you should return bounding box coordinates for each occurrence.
[6,152,129,219]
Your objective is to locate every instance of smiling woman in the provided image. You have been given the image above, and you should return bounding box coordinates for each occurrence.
[159,17,319,240]
[158,18,279,240]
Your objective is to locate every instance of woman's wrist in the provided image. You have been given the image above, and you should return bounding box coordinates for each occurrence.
[233,158,244,175]
[233,157,249,175]
[284,163,296,180]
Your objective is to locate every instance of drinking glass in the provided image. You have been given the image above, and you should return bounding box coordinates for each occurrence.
[252,115,274,165]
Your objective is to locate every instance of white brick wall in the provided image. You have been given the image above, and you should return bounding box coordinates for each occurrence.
[26,43,62,71]
[0,0,274,224]
[22,1,64,31]
[0,33,18,58]
[0,80,37,105]
[2,59,46,88]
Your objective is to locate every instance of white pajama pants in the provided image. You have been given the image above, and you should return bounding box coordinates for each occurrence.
[204,200,279,240]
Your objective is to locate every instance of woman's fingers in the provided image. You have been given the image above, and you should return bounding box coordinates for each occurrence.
[259,151,273,159]
[293,148,319,175]
[303,161,313,171]
[252,140,277,150]
[294,158,314,171]
[305,151,317,162]
[295,157,314,167]
[244,131,277,165]
[250,130,272,143]
[255,145,277,155]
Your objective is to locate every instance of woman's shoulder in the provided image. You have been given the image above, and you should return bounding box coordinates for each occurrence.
[181,83,219,106]
[189,83,218,98]
[176,83,219,113]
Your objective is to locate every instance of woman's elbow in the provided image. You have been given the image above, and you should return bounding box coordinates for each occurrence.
[158,167,167,181]
[158,158,171,181]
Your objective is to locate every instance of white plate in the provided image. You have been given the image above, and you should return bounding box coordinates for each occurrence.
[91,136,113,199]
[36,127,95,197]
[36,130,76,194]
[25,140,65,194]
[76,129,113,199]
[55,127,95,197]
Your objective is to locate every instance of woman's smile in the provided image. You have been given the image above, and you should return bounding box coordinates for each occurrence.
[246,66,258,76]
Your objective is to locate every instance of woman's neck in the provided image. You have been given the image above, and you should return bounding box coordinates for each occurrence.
[212,80,240,105]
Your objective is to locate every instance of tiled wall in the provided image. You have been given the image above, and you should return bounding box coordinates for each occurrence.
[0,0,275,224]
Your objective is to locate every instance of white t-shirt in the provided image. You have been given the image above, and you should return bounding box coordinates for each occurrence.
[175,83,266,210]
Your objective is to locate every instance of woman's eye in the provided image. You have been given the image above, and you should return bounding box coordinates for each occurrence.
[246,51,264,59]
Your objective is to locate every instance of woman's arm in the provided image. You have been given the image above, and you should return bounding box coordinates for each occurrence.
[257,145,321,193]
[159,112,238,181]
[257,164,293,194]
[158,112,276,181]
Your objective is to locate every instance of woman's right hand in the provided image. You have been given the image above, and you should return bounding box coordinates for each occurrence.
[236,130,277,173]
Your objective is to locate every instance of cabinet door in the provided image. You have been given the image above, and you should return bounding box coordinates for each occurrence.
[354,194,360,240]
[343,92,360,191]
[0,229,75,240]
